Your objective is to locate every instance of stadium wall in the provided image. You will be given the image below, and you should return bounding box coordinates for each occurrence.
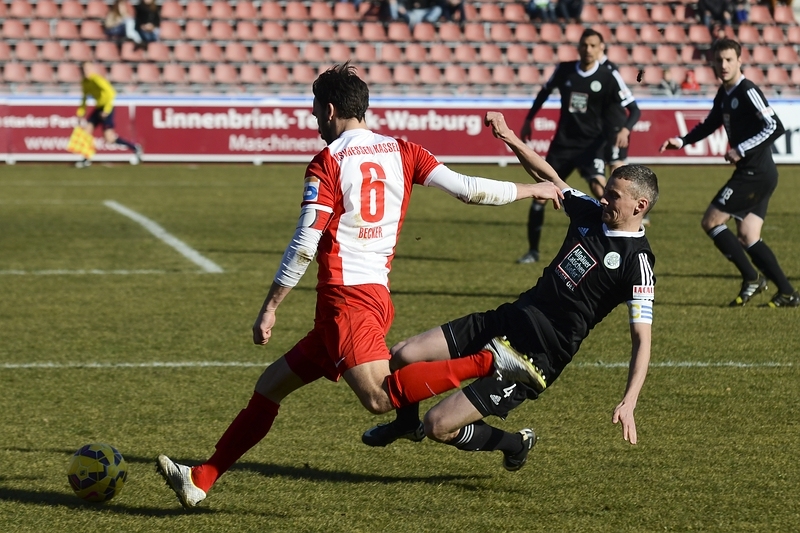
[3,95,800,164]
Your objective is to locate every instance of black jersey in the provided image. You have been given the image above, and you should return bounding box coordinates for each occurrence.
[517,189,655,371]
[600,57,640,136]
[682,76,785,173]
[530,60,634,146]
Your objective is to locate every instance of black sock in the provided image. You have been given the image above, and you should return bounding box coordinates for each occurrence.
[707,225,759,281]
[394,403,420,429]
[445,421,522,454]
[115,137,137,151]
[747,240,794,294]
[527,201,545,253]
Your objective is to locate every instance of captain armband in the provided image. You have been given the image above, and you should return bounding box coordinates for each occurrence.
[627,299,653,325]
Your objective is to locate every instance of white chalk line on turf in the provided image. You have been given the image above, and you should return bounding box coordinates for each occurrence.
[103,200,224,273]
[0,361,793,370]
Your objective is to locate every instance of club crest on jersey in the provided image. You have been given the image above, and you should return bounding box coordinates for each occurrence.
[302,175,320,202]
[604,252,621,269]
[632,285,654,299]
[731,97,739,109]
[590,80,602,92]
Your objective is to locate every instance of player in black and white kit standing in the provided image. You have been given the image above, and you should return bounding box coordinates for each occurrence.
[661,39,798,307]
[363,112,657,469]
[517,28,635,264]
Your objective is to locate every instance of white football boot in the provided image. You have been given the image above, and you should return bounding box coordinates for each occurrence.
[156,454,207,508]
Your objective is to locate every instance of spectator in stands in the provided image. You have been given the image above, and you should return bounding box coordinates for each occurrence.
[442,0,466,22]
[398,0,442,28]
[698,0,734,31]
[556,0,583,22]
[734,0,749,24]
[134,0,161,48]
[659,69,681,97]
[104,0,142,45]
[527,0,557,22]
[681,70,701,92]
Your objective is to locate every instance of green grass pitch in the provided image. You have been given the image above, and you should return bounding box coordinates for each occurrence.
[1,163,799,532]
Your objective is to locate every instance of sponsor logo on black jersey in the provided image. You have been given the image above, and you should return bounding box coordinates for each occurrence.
[557,243,598,291]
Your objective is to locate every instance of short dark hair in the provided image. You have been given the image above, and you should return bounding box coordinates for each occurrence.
[611,164,659,212]
[579,28,604,44]
[312,62,369,121]
[713,38,742,59]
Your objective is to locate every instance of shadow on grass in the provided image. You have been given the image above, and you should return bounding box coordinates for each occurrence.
[0,486,210,516]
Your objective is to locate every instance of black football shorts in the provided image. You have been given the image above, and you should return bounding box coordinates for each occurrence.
[711,168,777,220]
[547,138,606,183]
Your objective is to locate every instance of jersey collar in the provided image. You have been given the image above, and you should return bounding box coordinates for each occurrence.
[603,223,645,238]
[724,74,745,95]
[576,61,600,77]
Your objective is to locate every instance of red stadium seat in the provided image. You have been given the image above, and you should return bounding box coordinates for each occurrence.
[463,23,486,42]
[146,42,171,62]
[668,65,687,86]
[792,67,800,86]
[480,43,503,64]
[788,26,800,45]
[333,2,357,20]
[292,64,317,85]
[626,5,650,24]
[642,65,664,86]
[162,64,187,84]
[210,1,233,19]
[236,21,260,41]
[42,41,65,61]
[413,22,436,42]
[57,63,82,83]
[687,24,712,44]
[416,43,438,62]
[136,63,160,84]
[541,64,556,81]
[336,22,361,42]
[618,66,639,86]
[743,66,765,85]
[694,66,717,85]
[235,1,257,19]
[606,45,630,66]
[388,22,412,41]
[0,1,6,18]
[492,65,516,86]
[737,24,760,44]
[86,0,108,18]
[80,20,105,39]
[3,20,26,40]
[184,21,208,40]
[160,0,183,19]
[601,4,624,23]
[262,21,286,41]
[159,20,182,40]
[539,23,563,43]
[225,42,249,62]
[661,25,686,44]
[240,64,264,84]
[506,44,529,64]
[478,3,503,22]
[31,63,55,83]
[631,44,655,65]
[503,3,527,22]
[532,45,555,64]
[265,64,289,85]
[275,42,300,63]
[362,23,387,41]
[210,21,234,40]
[366,64,392,86]
[564,23,584,43]
[110,63,134,84]
[284,1,309,20]
[188,64,212,85]
[260,1,282,19]
[776,45,799,65]
[379,43,403,63]
[286,22,310,41]
[762,26,786,45]
[311,22,335,41]
[61,0,84,18]
[213,63,238,85]
[35,0,59,18]
[4,62,27,83]
[15,41,39,61]
[326,42,349,63]
[200,42,223,62]
[557,45,579,62]
[309,2,333,20]
[419,64,442,85]
[355,43,377,63]
[453,43,477,63]
[67,41,93,62]
[650,5,673,23]
[9,0,33,18]
[748,5,773,24]
[463,4,478,21]
[580,4,600,23]
[95,41,121,62]
[489,23,513,43]
[518,65,540,85]
[656,45,679,65]
[591,23,613,44]
[681,45,707,65]
[174,43,197,62]
[773,5,795,24]
[438,22,462,42]
[444,64,468,85]
[55,20,80,39]
[739,46,752,64]
[466,65,492,85]
[393,64,417,86]
[615,24,639,44]
[766,66,790,87]
[514,24,538,43]
[752,45,776,65]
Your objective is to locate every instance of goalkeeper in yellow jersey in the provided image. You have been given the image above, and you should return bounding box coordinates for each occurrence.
[75,61,142,168]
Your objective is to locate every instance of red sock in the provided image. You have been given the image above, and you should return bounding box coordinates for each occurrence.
[386,350,494,408]
[191,391,280,492]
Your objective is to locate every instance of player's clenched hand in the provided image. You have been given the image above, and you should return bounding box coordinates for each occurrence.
[724,148,742,164]
[659,137,682,152]
[519,121,533,142]
[484,111,513,141]
[615,128,630,148]
[253,310,276,345]
[612,400,638,444]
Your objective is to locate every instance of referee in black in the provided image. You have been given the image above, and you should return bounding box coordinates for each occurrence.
[364,112,657,467]
[661,38,798,308]
[517,28,635,264]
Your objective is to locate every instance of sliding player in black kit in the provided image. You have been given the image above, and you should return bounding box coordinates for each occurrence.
[661,38,798,307]
[517,28,635,264]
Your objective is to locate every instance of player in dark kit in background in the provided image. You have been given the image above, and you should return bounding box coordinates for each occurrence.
[364,112,657,466]
[661,39,798,308]
[517,29,635,264]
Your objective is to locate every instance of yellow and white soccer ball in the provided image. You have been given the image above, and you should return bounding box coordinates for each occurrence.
[67,443,128,502]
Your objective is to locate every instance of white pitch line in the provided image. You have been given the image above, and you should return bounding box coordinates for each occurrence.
[0,361,793,370]
[0,269,165,275]
[103,200,224,273]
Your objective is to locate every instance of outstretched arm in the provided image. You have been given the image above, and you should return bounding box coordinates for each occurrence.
[612,321,651,444]
[485,111,569,191]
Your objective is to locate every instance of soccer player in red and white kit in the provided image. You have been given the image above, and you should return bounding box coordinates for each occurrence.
[156,63,565,508]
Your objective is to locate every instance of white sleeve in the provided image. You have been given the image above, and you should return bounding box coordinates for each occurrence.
[423,164,517,205]
[273,207,325,287]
